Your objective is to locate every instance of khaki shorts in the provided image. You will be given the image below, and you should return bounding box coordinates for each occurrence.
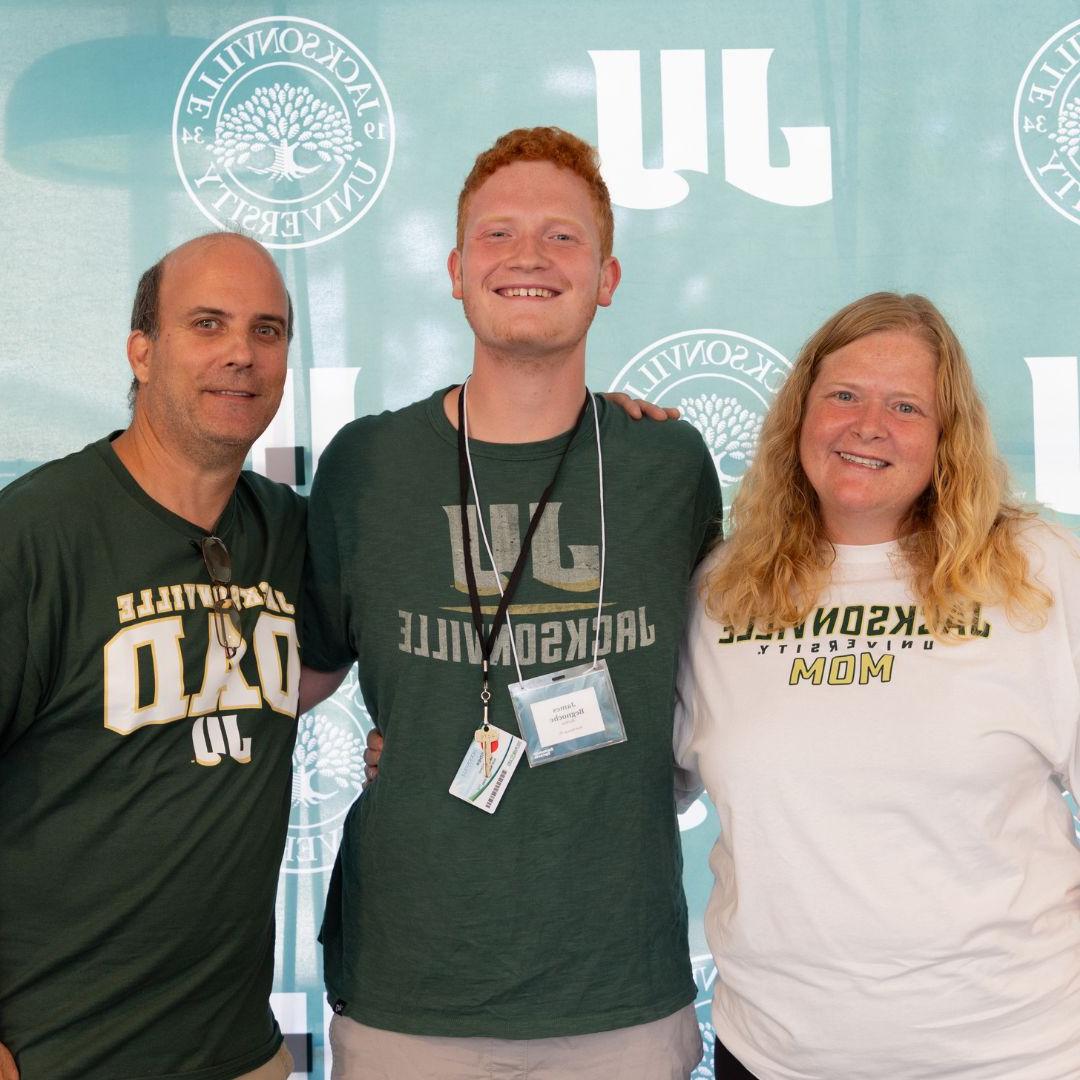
[234,1040,294,1080]
[329,1004,701,1080]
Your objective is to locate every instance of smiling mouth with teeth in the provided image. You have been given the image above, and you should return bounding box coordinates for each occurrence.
[838,451,887,469]
[498,287,558,298]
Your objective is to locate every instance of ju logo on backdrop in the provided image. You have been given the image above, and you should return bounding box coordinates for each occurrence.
[173,16,394,249]
[1024,354,1080,516]
[590,49,832,210]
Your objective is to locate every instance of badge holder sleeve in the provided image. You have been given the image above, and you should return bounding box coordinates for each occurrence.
[508,659,626,766]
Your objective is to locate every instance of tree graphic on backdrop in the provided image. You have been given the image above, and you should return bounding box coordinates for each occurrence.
[291,711,365,809]
[1052,96,1080,160]
[211,82,359,183]
[680,395,763,485]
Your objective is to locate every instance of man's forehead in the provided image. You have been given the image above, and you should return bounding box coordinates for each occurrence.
[165,234,271,274]
[160,236,286,303]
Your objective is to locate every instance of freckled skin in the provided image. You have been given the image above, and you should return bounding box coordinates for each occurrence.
[447,160,620,367]
[799,329,941,545]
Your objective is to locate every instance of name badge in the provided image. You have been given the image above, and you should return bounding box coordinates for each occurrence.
[508,659,626,766]
[449,724,525,813]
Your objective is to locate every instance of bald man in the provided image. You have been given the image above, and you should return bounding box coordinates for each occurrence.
[0,234,302,1080]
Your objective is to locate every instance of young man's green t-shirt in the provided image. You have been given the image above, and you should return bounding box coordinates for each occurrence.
[304,389,721,1038]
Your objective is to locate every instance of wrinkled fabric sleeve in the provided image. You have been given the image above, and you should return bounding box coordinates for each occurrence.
[692,446,723,567]
[1070,630,1080,803]
[674,450,720,809]
[1048,526,1080,802]
[673,571,710,813]
[1046,525,1080,813]
[301,442,356,673]
[672,449,720,810]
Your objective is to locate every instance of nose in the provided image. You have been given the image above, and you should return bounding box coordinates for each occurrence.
[851,400,887,440]
[225,328,256,368]
[508,231,549,271]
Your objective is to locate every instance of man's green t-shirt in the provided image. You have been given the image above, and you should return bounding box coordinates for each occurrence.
[0,437,306,1080]
[304,389,721,1038]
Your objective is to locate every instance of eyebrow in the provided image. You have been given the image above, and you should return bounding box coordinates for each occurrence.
[475,213,585,228]
[822,380,934,401]
[185,306,287,328]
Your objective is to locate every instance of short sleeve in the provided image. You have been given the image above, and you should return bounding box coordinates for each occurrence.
[692,445,723,567]
[673,569,711,811]
[301,445,356,672]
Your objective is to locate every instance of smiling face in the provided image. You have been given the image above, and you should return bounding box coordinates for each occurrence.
[798,329,941,544]
[447,160,620,364]
[127,235,289,468]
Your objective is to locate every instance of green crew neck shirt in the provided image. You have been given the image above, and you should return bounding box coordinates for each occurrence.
[304,388,721,1039]
[0,437,306,1080]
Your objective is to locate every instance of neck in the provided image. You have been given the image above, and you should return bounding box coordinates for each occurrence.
[111,416,244,532]
[444,348,587,442]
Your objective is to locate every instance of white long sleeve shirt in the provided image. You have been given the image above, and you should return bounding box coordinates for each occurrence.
[676,525,1080,1080]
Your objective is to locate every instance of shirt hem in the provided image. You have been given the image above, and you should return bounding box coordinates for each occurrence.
[119,1033,282,1080]
[331,986,696,1040]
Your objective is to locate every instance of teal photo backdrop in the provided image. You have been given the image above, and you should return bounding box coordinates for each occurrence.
[4,3,1080,1075]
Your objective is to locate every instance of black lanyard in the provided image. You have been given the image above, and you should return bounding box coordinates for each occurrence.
[456,383,590,714]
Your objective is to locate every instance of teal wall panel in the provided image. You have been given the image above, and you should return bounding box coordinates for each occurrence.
[4,3,1080,1075]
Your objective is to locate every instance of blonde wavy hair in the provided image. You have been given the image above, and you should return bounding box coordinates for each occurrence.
[705,292,1051,636]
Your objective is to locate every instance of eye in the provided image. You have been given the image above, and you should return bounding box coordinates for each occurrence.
[254,324,282,339]
[194,317,220,330]
[832,390,854,402]
[895,402,919,415]
[550,231,575,242]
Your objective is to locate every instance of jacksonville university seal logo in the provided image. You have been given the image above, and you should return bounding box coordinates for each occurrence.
[173,17,394,248]
[609,329,791,489]
[285,668,371,874]
[1015,18,1080,226]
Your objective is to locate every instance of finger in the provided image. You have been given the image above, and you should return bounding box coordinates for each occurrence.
[602,391,645,418]
[363,747,382,767]
[364,764,378,784]
[637,401,681,421]
[365,730,384,751]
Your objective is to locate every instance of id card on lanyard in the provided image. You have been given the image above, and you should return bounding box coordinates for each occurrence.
[455,380,626,787]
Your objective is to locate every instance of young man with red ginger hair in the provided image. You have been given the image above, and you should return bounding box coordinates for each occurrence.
[301,128,721,1078]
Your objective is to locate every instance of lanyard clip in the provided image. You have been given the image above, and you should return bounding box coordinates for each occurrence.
[480,659,491,728]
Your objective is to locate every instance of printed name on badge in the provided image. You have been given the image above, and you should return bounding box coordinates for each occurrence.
[509,659,627,766]
[530,686,606,747]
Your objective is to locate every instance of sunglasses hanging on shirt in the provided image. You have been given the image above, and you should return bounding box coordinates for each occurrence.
[199,535,243,660]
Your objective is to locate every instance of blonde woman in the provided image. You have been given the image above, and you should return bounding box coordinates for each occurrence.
[676,293,1080,1079]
